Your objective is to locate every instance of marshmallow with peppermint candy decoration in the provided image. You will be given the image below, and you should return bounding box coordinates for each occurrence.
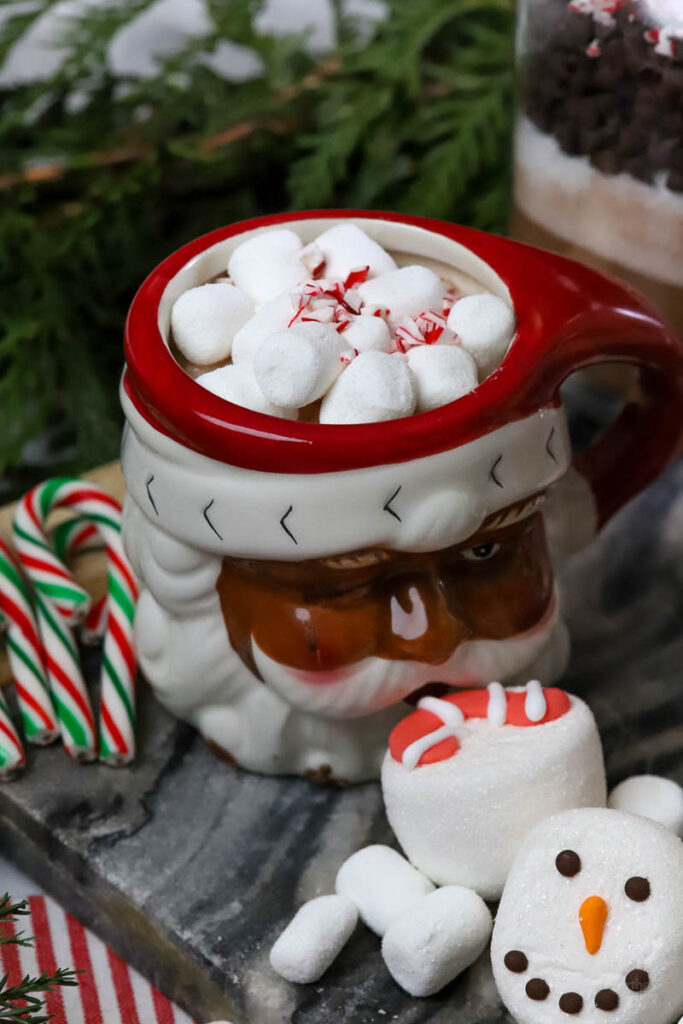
[407,343,479,412]
[357,265,445,328]
[381,684,606,900]
[320,350,416,424]
[341,314,393,353]
[253,322,353,410]
[302,223,397,282]
[171,282,254,366]
[447,292,516,378]
[227,228,308,306]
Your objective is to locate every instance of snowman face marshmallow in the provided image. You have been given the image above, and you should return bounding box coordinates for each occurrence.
[492,807,683,1024]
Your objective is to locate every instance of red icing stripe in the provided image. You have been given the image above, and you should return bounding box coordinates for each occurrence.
[389,687,571,767]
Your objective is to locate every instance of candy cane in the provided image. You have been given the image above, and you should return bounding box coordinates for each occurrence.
[52,519,107,644]
[14,477,138,765]
[0,537,58,745]
[0,686,25,780]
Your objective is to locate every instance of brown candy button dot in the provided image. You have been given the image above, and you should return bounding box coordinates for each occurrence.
[625,876,650,902]
[526,979,550,1001]
[504,950,529,974]
[559,992,584,1015]
[556,850,582,877]
[595,989,619,1011]
[626,969,650,993]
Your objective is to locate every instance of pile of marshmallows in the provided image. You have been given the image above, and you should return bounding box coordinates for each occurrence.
[170,224,516,424]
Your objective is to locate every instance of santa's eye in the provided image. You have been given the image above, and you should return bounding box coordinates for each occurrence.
[625,876,650,902]
[556,849,581,877]
[461,542,501,562]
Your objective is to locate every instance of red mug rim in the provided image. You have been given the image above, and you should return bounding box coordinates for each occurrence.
[122,210,616,474]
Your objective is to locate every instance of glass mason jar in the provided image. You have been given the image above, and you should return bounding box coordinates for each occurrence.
[511,0,683,334]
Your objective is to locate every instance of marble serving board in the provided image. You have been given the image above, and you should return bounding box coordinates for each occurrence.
[1,436,683,1024]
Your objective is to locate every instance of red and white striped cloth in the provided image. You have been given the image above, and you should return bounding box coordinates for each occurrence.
[0,894,198,1024]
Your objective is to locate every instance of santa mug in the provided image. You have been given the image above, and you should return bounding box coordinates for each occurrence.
[120,211,683,783]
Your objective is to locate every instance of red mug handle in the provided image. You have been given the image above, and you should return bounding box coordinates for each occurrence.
[462,229,683,530]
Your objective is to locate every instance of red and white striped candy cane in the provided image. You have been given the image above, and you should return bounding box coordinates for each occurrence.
[14,477,138,765]
[0,685,25,780]
[0,537,58,745]
[52,518,108,644]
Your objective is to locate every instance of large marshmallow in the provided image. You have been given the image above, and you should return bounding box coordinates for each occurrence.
[447,293,516,378]
[335,845,435,936]
[492,808,683,1024]
[608,775,683,838]
[357,266,445,326]
[196,363,297,420]
[382,885,492,997]
[253,322,352,409]
[342,314,393,354]
[319,350,416,424]
[170,282,253,366]
[382,687,606,901]
[269,894,358,984]
[304,224,397,281]
[231,292,294,365]
[407,344,478,411]
[228,228,307,306]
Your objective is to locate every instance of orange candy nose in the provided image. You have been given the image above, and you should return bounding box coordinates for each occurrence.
[579,895,608,955]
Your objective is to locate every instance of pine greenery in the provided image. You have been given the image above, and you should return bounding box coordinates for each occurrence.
[0,0,514,487]
[0,893,79,1022]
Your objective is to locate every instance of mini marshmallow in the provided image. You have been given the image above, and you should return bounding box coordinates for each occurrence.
[304,224,397,281]
[196,363,297,420]
[446,293,516,378]
[382,688,606,900]
[357,266,445,327]
[171,282,253,366]
[406,344,478,412]
[253,322,353,409]
[341,315,393,353]
[608,774,683,837]
[382,886,492,997]
[335,845,435,936]
[228,229,307,306]
[231,292,294,365]
[319,351,416,424]
[492,808,683,1024]
[269,894,358,984]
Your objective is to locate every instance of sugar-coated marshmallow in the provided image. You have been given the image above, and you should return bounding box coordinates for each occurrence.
[269,894,358,984]
[447,293,516,378]
[382,885,492,997]
[171,282,253,366]
[382,687,606,900]
[341,315,393,353]
[319,351,416,424]
[407,344,478,411]
[335,845,435,936]
[492,807,683,1024]
[608,774,683,838]
[303,224,397,281]
[228,228,307,306]
[196,363,297,419]
[231,292,294,365]
[253,322,353,409]
[357,266,445,327]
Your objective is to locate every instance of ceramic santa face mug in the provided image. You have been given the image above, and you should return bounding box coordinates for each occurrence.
[120,210,683,782]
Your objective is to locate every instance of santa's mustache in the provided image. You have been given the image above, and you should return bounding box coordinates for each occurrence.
[251,592,568,720]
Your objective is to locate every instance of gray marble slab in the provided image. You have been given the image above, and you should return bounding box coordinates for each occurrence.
[1,449,682,1024]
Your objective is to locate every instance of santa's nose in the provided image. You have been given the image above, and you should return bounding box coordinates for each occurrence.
[383,576,469,662]
[579,895,608,955]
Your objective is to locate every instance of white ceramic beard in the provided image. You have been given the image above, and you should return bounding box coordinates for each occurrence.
[125,493,571,781]
[492,808,683,1024]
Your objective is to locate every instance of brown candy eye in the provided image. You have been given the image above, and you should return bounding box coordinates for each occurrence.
[626,969,650,993]
[556,850,581,877]
[505,950,528,973]
[625,876,650,902]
